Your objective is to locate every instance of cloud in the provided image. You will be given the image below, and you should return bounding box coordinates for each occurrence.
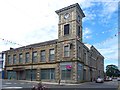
[83,1,118,25]
[24,26,58,45]
[101,2,118,14]
[83,28,92,39]
[94,36,118,69]
[83,28,92,35]
[83,11,96,21]
[94,36,118,67]
[98,2,118,24]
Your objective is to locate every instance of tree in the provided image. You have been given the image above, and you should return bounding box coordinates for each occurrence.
[106,64,120,77]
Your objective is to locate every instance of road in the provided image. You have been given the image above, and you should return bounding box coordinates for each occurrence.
[1,79,119,90]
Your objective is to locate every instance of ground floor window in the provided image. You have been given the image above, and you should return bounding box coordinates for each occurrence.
[32,69,37,80]
[26,69,36,80]
[41,68,55,80]
[60,62,72,80]
[61,69,71,80]
[26,70,31,80]
[77,63,83,81]
[7,71,16,79]
[17,71,25,80]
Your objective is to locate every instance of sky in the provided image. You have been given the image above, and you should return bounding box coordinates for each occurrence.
[0,0,119,70]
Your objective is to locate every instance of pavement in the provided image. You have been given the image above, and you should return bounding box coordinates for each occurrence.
[18,80,83,85]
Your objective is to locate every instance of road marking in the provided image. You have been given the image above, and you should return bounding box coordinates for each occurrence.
[3,87,23,89]
[5,83,12,84]
[20,83,24,84]
[14,83,17,84]
[2,85,8,86]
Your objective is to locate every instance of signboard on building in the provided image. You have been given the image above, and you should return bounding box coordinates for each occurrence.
[66,65,72,70]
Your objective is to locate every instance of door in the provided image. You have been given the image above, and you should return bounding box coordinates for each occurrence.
[83,69,86,81]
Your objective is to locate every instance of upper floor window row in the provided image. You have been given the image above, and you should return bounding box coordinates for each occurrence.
[7,49,55,65]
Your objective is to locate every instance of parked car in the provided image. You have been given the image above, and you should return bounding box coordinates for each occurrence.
[104,76,113,81]
[117,77,120,81]
[108,77,112,81]
[96,77,104,83]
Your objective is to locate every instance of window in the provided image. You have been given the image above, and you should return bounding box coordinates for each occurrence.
[77,63,83,81]
[41,50,46,62]
[32,51,37,63]
[8,55,11,65]
[19,53,23,64]
[7,71,16,79]
[64,24,69,35]
[13,54,17,64]
[32,69,37,80]
[25,52,30,63]
[77,26,80,38]
[64,45,70,57]
[83,50,87,64]
[78,46,81,58]
[26,70,31,80]
[60,62,72,80]
[61,69,71,80]
[49,49,55,61]
[41,68,55,80]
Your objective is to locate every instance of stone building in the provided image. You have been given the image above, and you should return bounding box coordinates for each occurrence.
[4,3,104,83]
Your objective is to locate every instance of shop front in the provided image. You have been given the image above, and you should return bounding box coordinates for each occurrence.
[60,62,72,83]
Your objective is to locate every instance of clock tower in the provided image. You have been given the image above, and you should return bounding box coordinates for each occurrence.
[55,3,85,42]
[55,3,85,83]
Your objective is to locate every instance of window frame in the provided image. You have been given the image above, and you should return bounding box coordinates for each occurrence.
[64,24,70,35]
[64,45,70,57]
[25,52,30,63]
[49,49,55,61]
[41,68,55,80]
[32,51,37,63]
[13,54,17,64]
[78,46,82,58]
[19,53,23,64]
[8,55,11,65]
[77,26,80,38]
[60,62,72,80]
[40,50,46,62]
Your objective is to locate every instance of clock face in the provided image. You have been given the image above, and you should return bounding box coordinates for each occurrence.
[64,13,70,19]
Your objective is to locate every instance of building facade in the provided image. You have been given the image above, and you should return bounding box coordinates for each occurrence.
[0,52,4,79]
[4,3,104,83]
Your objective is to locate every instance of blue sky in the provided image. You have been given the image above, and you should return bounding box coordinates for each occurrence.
[82,1,118,69]
[0,0,119,70]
